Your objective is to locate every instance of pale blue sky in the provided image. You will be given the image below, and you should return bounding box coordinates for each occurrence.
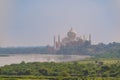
[0,0,120,47]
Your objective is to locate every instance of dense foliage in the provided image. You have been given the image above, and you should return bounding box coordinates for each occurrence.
[94,47,120,59]
[0,60,120,78]
[0,76,120,80]
[0,47,48,54]
[87,42,120,59]
[58,42,120,55]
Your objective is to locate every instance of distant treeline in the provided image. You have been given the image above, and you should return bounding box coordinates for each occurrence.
[0,47,48,54]
[90,42,120,58]
[0,42,120,58]
[57,42,120,56]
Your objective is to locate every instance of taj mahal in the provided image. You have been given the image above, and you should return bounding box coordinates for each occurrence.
[53,28,91,50]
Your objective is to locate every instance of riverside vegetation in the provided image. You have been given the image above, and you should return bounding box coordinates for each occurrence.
[0,59,120,80]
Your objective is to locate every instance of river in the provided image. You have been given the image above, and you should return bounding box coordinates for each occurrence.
[0,54,90,66]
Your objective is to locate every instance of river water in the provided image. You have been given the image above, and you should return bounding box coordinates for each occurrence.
[0,54,90,66]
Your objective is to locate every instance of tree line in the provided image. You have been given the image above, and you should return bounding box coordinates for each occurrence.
[0,42,120,59]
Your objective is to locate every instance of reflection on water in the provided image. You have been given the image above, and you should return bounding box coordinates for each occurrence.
[0,54,90,66]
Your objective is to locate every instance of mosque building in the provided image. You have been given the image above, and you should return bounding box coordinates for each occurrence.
[53,28,91,50]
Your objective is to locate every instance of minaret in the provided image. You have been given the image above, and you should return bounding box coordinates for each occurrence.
[70,27,73,32]
[83,35,86,42]
[58,35,61,47]
[89,34,91,44]
[53,36,56,49]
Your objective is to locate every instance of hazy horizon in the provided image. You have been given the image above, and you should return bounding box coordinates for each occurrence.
[0,0,120,47]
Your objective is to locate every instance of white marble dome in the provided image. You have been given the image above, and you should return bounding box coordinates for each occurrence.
[67,28,76,40]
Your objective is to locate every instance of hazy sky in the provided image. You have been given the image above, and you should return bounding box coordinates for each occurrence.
[0,0,120,47]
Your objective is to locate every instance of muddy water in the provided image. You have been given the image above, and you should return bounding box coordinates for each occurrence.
[0,54,90,66]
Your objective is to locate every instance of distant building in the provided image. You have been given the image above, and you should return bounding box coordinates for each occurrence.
[53,28,91,50]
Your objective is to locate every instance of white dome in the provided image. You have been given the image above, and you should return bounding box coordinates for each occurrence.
[67,28,76,40]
